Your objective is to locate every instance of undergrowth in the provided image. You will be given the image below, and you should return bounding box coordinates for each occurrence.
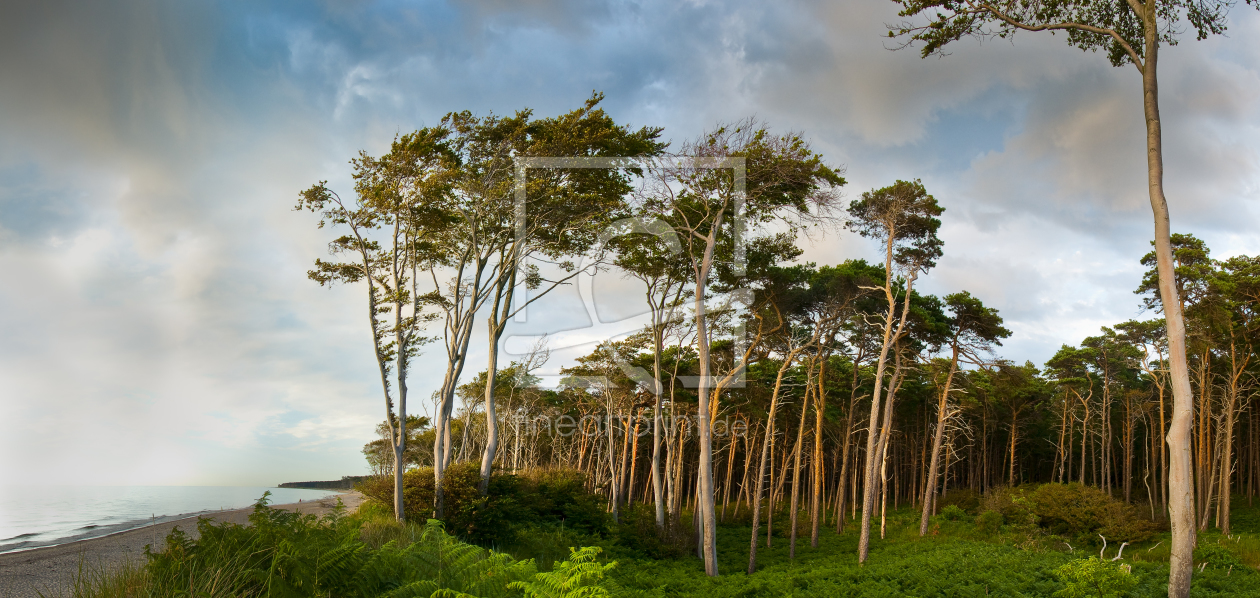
[50,486,1260,598]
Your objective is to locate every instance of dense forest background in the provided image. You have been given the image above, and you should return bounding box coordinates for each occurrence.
[362,230,1260,541]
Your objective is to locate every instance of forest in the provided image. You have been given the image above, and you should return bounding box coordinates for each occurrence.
[289,88,1260,597]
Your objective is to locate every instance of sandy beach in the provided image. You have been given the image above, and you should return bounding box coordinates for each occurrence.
[0,491,364,598]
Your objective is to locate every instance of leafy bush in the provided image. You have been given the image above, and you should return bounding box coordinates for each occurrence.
[976,510,1004,534]
[1026,484,1157,544]
[940,504,968,522]
[936,488,981,514]
[610,502,691,560]
[357,465,608,545]
[1051,557,1137,598]
[142,493,537,598]
[69,493,625,598]
[980,486,1038,526]
[1195,542,1244,571]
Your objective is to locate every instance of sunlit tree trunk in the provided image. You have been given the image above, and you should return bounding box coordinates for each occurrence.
[920,345,959,535]
[789,386,812,559]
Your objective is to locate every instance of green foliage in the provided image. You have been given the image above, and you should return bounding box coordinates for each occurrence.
[976,510,1004,534]
[936,488,980,514]
[1025,484,1158,544]
[1195,542,1244,570]
[137,493,538,598]
[1051,558,1137,598]
[68,493,633,598]
[609,503,691,560]
[939,504,968,522]
[357,465,608,545]
[510,547,615,598]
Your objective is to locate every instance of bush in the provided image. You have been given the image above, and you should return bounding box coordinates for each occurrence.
[356,465,609,546]
[143,493,538,598]
[1051,557,1137,598]
[1026,483,1157,544]
[1195,542,1244,571]
[940,504,968,522]
[976,510,1004,534]
[981,486,1038,526]
[936,488,981,514]
[611,502,691,560]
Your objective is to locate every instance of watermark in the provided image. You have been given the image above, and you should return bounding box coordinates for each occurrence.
[505,413,748,438]
[505,156,753,391]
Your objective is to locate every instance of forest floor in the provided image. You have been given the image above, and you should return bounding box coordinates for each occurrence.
[555,502,1260,597]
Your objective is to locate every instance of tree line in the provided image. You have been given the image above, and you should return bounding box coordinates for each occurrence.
[297,94,1260,580]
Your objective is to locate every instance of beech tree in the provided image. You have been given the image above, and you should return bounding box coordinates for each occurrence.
[887,1,1259,592]
[607,217,690,529]
[638,120,844,576]
[297,129,452,521]
[425,95,663,515]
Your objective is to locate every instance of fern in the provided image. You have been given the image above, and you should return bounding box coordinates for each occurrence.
[510,547,616,598]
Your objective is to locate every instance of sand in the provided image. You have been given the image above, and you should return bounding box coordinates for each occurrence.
[0,491,365,598]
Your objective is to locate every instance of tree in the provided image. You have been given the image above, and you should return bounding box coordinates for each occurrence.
[296,129,451,521]
[607,217,690,529]
[847,179,943,564]
[919,291,1010,535]
[363,415,432,475]
[887,1,1259,591]
[638,120,845,576]
[425,95,663,515]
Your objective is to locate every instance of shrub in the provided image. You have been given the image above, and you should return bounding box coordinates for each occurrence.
[611,502,690,560]
[976,510,1004,534]
[1051,557,1137,598]
[1027,483,1157,544]
[356,465,608,546]
[981,485,1038,526]
[940,504,968,522]
[936,488,981,514]
[1195,542,1244,571]
[142,493,538,598]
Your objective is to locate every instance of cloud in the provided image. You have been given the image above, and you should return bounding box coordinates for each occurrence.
[1,0,1258,485]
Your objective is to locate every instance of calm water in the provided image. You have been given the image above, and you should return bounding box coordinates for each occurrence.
[0,486,340,553]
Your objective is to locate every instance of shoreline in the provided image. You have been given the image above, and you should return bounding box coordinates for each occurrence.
[0,491,364,598]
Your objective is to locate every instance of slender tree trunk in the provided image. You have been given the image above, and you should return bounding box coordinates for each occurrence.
[1136,23,1196,595]
[748,355,797,573]
[1008,410,1019,487]
[652,335,666,528]
[811,359,827,548]
[859,264,917,563]
[789,387,812,559]
[479,319,502,494]
[722,421,738,520]
[920,346,959,535]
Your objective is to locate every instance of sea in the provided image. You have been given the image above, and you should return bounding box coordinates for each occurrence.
[0,485,341,554]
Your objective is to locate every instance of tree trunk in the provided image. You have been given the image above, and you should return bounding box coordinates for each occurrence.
[859,253,918,563]
[811,359,828,548]
[748,353,798,573]
[1008,409,1019,487]
[1139,19,1196,596]
[789,387,812,559]
[920,345,959,535]
[478,319,502,495]
[652,332,666,528]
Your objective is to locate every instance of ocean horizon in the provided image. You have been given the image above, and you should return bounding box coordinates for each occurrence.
[0,485,342,554]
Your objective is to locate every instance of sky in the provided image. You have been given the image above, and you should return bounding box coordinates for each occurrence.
[1,0,1258,486]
